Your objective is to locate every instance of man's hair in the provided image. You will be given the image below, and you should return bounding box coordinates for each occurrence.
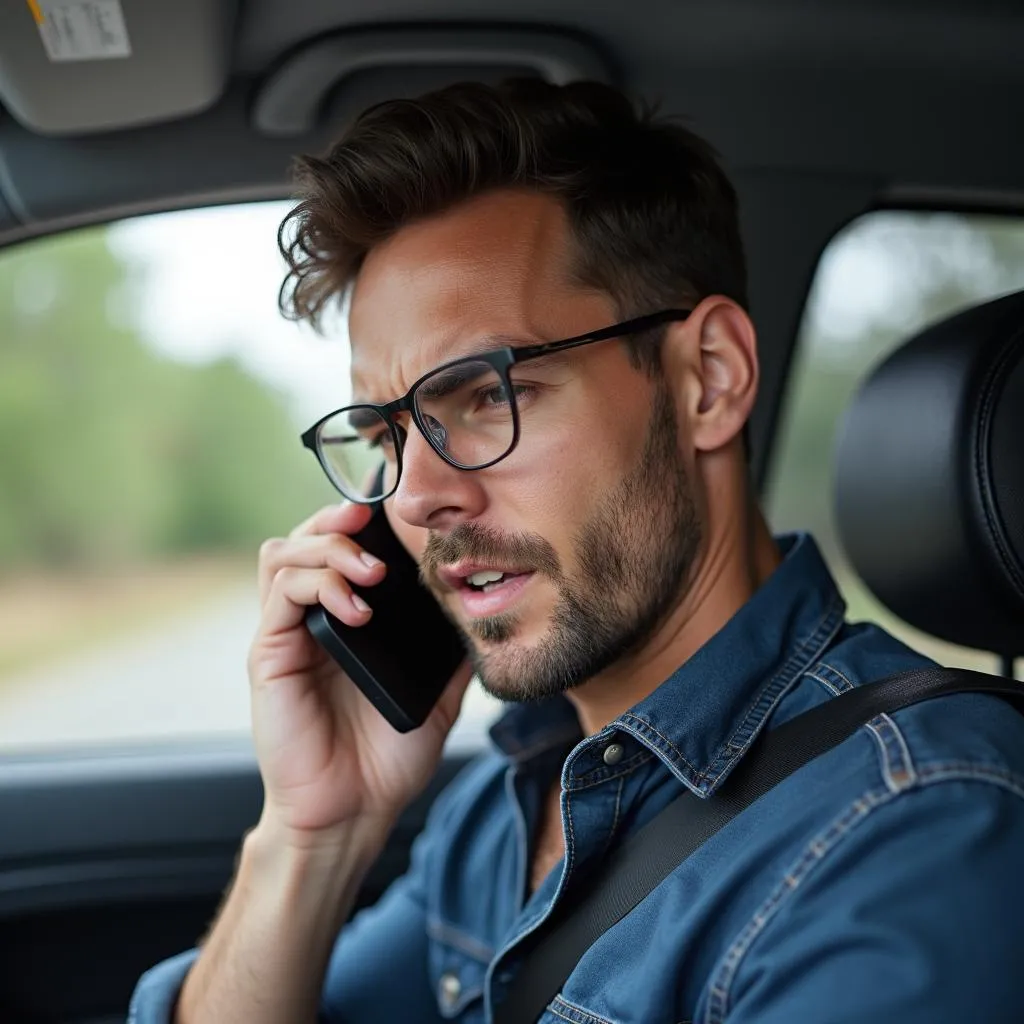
[278,77,747,374]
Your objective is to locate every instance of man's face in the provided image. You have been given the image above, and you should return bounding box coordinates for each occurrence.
[348,190,701,701]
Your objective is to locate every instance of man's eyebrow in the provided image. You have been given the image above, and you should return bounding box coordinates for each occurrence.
[416,359,495,401]
[465,333,526,354]
[344,406,387,430]
[440,333,531,362]
[350,333,537,406]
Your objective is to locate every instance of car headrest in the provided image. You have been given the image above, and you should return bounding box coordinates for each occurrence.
[835,288,1024,658]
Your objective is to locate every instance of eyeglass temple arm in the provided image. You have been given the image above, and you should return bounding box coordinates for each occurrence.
[513,309,691,361]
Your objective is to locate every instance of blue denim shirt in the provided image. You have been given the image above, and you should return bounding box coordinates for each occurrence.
[131,534,1024,1023]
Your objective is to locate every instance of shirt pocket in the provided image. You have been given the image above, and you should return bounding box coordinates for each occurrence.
[427,916,492,1020]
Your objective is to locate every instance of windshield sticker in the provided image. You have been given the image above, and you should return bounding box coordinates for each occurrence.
[27,0,131,62]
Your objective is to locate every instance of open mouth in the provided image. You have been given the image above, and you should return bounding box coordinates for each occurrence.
[436,563,537,618]
[462,569,530,593]
[437,562,531,591]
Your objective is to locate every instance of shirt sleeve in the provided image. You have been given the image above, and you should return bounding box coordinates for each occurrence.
[127,763,471,1024]
[128,950,200,1024]
[317,823,445,1024]
[718,776,1024,1024]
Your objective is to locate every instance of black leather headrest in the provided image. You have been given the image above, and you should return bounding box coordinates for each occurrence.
[835,289,1024,658]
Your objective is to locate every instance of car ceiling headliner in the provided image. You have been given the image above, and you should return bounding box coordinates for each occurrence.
[0,0,1021,482]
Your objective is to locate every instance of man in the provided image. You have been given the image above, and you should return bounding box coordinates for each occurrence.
[130,79,1024,1023]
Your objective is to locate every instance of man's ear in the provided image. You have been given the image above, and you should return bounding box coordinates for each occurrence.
[664,296,758,454]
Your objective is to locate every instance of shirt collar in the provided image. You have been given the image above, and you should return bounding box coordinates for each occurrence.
[488,533,847,793]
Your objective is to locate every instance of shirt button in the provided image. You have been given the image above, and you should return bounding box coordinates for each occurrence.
[603,742,625,766]
[439,972,462,1009]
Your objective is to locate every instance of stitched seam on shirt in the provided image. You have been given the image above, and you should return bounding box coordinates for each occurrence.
[599,775,628,859]
[618,712,700,775]
[705,764,1024,1024]
[869,711,917,789]
[916,761,1024,798]
[486,776,589,1007]
[806,668,898,791]
[618,597,845,793]
[806,665,917,792]
[426,916,495,962]
[703,784,896,1024]
[817,661,918,785]
[563,785,577,881]
[609,775,625,843]
[806,663,851,694]
[700,595,847,791]
[438,983,485,1015]
[550,994,616,1024]
[440,982,486,1016]
[570,750,655,790]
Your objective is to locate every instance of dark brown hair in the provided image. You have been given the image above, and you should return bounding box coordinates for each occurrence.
[278,78,747,373]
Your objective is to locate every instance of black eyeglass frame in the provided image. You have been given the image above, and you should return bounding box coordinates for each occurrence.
[301,307,692,503]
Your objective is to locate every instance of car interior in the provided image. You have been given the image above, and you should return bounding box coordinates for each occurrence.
[0,1,1022,1021]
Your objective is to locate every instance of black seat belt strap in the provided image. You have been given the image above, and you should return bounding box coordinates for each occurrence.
[493,667,1024,1024]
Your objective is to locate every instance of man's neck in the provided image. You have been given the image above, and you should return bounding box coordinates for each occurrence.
[566,502,782,737]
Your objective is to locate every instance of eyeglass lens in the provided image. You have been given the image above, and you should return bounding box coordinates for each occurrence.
[316,359,516,501]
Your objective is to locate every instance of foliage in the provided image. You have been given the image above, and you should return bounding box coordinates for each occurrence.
[0,226,328,571]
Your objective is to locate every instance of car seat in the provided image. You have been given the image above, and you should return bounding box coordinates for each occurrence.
[834,287,1024,676]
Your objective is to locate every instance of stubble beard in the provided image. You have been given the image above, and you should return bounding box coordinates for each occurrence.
[465,382,702,703]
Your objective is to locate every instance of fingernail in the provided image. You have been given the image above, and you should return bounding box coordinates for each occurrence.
[360,551,383,569]
[351,594,371,614]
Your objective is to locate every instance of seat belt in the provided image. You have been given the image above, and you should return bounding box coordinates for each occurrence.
[493,667,1024,1024]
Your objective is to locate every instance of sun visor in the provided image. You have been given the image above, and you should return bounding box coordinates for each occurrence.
[251,27,614,137]
[0,0,236,135]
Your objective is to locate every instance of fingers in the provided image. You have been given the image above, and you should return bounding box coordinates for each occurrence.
[256,502,389,635]
[258,530,386,606]
[260,565,373,640]
[289,501,374,540]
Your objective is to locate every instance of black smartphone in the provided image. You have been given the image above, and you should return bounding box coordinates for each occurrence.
[304,502,468,733]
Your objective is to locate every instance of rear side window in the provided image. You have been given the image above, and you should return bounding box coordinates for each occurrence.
[768,211,1024,674]
[0,203,501,754]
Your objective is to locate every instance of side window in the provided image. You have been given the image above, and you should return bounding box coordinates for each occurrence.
[0,203,501,754]
[768,211,1024,672]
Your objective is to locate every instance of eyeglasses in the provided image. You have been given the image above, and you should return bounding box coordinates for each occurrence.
[301,308,692,504]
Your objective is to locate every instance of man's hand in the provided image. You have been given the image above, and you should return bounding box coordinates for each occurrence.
[174,502,472,1024]
[248,500,473,848]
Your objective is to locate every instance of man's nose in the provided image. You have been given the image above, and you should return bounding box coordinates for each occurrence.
[390,418,485,531]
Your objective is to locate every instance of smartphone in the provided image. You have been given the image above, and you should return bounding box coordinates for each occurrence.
[304,502,468,733]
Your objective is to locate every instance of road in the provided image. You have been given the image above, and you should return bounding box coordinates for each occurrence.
[0,584,503,755]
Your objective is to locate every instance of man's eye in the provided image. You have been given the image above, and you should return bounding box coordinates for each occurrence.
[363,422,406,457]
[480,386,510,408]
[480,383,532,407]
[365,431,395,450]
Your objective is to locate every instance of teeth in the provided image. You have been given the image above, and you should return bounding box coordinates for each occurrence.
[467,570,505,587]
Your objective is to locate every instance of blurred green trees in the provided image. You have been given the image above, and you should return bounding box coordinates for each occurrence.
[0,225,327,571]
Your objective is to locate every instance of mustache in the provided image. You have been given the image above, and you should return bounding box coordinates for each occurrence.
[420,523,561,589]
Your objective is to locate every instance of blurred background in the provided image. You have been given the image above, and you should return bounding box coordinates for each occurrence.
[0,201,1022,754]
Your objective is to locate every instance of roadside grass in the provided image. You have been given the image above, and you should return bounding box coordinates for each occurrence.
[0,557,252,682]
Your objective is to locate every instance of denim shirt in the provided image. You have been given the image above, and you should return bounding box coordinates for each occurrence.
[130,534,1024,1023]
